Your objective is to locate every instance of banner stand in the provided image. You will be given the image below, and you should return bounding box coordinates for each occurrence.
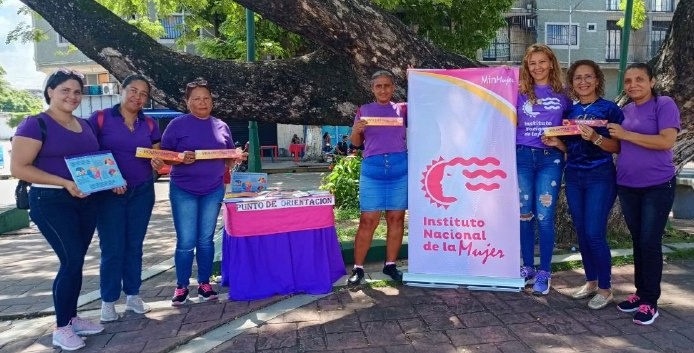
[403,273,524,292]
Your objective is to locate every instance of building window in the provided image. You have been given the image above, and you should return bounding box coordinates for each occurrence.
[649,0,674,12]
[546,23,578,48]
[606,0,620,10]
[650,21,670,57]
[586,23,597,32]
[160,14,184,40]
[606,20,621,62]
[57,34,69,46]
[482,27,510,61]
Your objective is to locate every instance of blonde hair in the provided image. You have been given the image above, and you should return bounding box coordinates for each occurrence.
[519,44,564,103]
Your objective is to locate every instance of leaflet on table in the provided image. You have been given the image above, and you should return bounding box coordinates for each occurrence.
[231,172,268,192]
[195,148,243,160]
[135,147,184,162]
[360,117,404,126]
[64,151,126,193]
[229,194,335,211]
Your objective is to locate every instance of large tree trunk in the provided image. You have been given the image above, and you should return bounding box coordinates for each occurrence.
[19,0,477,126]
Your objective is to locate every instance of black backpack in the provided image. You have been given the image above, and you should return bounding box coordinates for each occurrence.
[14,117,46,209]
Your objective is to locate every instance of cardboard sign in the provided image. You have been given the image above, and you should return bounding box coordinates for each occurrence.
[360,117,404,126]
[195,149,242,160]
[563,119,608,127]
[543,125,581,136]
[135,147,184,162]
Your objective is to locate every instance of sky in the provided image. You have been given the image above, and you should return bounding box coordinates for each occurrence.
[0,0,46,90]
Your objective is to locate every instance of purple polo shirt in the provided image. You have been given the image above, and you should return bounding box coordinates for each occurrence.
[88,105,162,187]
[354,102,407,158]
[14,112,99,180]
[516,85,571,148]
[160,114,233,195]
[617,96,681,187]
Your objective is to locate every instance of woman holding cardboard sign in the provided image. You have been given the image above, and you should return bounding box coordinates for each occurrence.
[543,60,623,310]
[347,70,407,286]
[161,79,239,305]
[87,75,162,322]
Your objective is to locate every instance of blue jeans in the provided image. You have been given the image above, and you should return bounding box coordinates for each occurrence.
[96,181,155,302]
[29,188,97,327]
[618,177,675,306]
[565,163,617,289]
[169,181,224,287]
[516,146,565,272]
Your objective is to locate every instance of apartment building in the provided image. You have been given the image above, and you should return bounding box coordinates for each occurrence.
[479,0,678,99]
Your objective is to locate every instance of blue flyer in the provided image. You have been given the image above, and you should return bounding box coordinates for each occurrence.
[64,151,126,193]
[231,172,268,193]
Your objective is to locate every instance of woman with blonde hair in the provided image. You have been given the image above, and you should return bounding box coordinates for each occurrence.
[516,44,571,295]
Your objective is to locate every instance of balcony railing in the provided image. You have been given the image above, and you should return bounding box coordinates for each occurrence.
[649,0,674,12]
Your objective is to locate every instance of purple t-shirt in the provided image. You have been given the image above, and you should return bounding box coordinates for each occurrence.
[354,102,407,158]
[14,112,99,180]
[516,85,571,148]
[88,105,162,187]
[617,96,680,187]
[160,114,233,195]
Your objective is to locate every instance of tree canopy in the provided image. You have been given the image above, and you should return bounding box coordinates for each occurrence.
[12,0,694,168]
[0,66,44,127]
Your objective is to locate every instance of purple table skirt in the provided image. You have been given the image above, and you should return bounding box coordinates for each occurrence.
[221,226,346,301]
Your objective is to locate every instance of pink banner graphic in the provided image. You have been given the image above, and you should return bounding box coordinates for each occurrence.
[406,67,522,288]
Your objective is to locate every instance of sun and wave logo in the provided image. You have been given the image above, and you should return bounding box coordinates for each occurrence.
[522,97,563,119]
[421,157,507,209]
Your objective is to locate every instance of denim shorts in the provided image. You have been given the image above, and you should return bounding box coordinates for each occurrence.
[359,152,408,211]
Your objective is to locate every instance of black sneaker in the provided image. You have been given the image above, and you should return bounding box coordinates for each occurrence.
[617,293,641,313]
[198,282,219,301]
[382,264,403,282]
[347,268,365,286]
[633,303,659,325]
[171,287,189,306]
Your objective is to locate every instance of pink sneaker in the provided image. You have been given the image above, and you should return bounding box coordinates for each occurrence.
[197,282,218,301]
[53,324,85,351]
[70,316,104,336]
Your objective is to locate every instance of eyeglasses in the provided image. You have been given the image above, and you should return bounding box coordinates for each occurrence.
[54,68,85,79]
[186,79,208,88]
[573,75,596,83]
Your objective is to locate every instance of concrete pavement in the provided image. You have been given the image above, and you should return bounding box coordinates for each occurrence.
[3,163,694,352]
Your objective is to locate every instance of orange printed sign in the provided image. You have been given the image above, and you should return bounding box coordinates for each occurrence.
[543,125,581,137]
[195,149,242,160]
[361,117,404,126]
[563,119,607,127]
[135,147,184,162]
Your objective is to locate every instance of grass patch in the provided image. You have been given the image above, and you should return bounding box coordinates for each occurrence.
[665,248,694,261]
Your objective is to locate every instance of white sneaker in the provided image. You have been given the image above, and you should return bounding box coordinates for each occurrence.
[125,295,151,314]
[53,324,85,351]
[71,316,104,336]
[100,301,118,322]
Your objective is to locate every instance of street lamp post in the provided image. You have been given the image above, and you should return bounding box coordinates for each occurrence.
[246,9,262,173]
[567,0,585,66]
[616,0,634,94]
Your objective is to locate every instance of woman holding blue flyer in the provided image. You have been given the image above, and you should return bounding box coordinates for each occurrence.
[11,69,104,350]
[161,79,237,305]
[88,75,163,322]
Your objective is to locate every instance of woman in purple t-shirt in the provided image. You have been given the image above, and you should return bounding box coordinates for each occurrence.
[160,79,238,306]
[11,69,104,350]
[346,70,407,286]
[607,63,681,325]
[88,75,163,322]
[515,44,570,296]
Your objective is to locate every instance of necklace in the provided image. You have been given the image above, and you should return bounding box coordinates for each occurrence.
[580,99,598,112]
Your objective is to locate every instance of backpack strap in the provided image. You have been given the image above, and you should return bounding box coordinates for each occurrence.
[97,110,104,131]
[36,116,46,143]
[144,115,155,133]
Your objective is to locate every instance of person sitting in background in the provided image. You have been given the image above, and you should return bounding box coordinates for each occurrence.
[335,135,349,155]
[291,134,301,145]
[322,132,332,153]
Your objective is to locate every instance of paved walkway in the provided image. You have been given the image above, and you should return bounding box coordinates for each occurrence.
[2,169,694,352]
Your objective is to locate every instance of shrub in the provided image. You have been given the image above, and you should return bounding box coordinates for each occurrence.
[320,154,362,209]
